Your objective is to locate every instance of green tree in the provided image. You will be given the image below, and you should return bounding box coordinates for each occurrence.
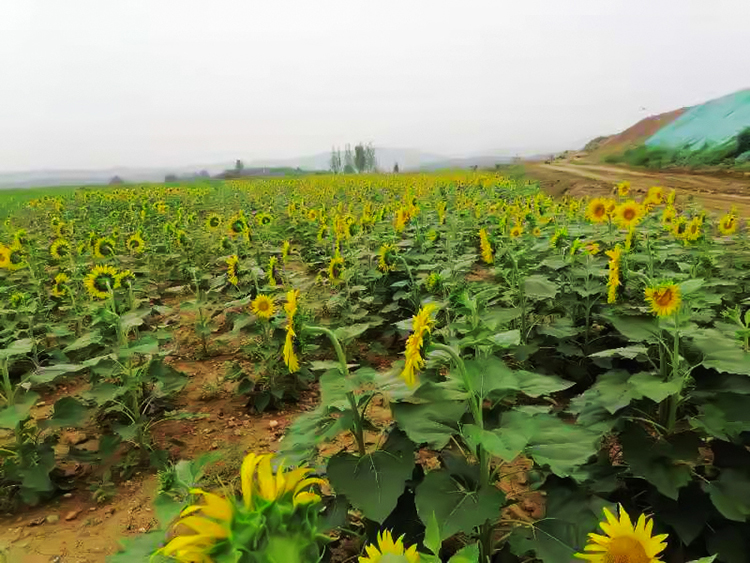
[329,147,342,174]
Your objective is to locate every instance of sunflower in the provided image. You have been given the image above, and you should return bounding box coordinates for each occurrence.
[584,242,600,255]
[359,529,420,563]
[401,303,437,387]
[307,209,318,222]
[586,198,609,223]
[576,504,667,562]
[684,217,702,242]
[614,201,643,229]
[394,208,409,233]
[718,213,738,236]
[550,227,568,248]
[116,269,136,287]
[94,237,116,259]
[477,228,493,263]
[205,213,222,231]
[251,294,275,320]
[644,283,681,317]
[0,242,26,271]
[174,230,189,247]
[605,245,623,304]
[51,273,70,298]
[436,201,447,225]
[50,238,72,260]
[226,255,240,286]
[328,253,345,285]
[509,224,523,238]
[256,212,273,227]
[14,229,28,245]
[425,271,443,293]
[84,264,120,300]
[532,227,542,237]
[672,217,688,239]
[228,213,249,237]
[616,181,630,197]
[643,186,665,207]
[281,240,291,262]
[426,229,439,242]
[378,243,398,272]
[661,206,676,228]
[55,221,72,238]
[157,452,322,563]
[125,233,145,254]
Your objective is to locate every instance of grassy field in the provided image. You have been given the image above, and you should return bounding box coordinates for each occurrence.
[0,173,746,562]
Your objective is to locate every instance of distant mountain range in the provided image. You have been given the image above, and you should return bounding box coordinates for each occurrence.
[0,147,546,189]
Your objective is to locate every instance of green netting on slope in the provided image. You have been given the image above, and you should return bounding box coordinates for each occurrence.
[646,89,750,149]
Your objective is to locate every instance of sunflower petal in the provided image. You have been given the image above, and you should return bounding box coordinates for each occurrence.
[241,453,262,509]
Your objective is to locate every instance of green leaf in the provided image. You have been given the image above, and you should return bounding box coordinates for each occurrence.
[691,328,750,375]
[21,463,54,494]
[28,363,86,385]
[391,384,466,449]
[509,480,613,562]
[82,382,125,405]
[629,371,682,404]
[537,316,580,338]
[63,331,102,352]
[481,307,522,329]
[415,469,505,540]
[327,429,414,523]
[153,493,183,528]
[590,345,648,359]
[0,338,33,359]
[462,356,516,398]
[308,360,344,372]
[108,531,166,563]
[605,314,659,343]
[621,425,698,500]
[48,396,89,427]
[150,361,188,396]
[462,422,530,462]
[687,557,717,563]
[423,512,442,557]
[119,310,148,332]
[447,543,480,563]
[333,323,370,343]
[679,278,705,295]
[514,370,575,398]
[524,274,559,300]
[691,394,750,440]
[487,329,520,348]
[704,468,750,522]
[525,412,601,477]
[118,335,159,358]
[0,391,39,429]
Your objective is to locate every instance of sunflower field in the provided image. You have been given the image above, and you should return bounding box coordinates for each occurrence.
[0,173,746,562]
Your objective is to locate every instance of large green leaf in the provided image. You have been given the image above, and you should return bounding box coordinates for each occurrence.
[704,468,750,522]
[487,329,520,348]
[621,425,699,500]
[415,469,505,540]
[391,383,466,449]
[509,479,613,562]
[28,363,86,385]
[605,314,659,343]
[0,338,33,359]
[524,274,559,300]
[0,391,39,429]
[691,394,750,441]
[691,329,750,375]
[462,422,530,462]
[515,370,575,398]
[63,331,102,352]
[327,429,414,523]
[333,323,370,343]
[461,357,572,400]
[447,543,480,563]
[108,531,166,563]
[525,412,602,477]
[48,396,90,427]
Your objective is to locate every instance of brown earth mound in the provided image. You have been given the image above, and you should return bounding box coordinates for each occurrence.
[584,108,687,161]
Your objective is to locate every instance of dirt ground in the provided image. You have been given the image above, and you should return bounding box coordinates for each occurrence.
[526,161,750,214]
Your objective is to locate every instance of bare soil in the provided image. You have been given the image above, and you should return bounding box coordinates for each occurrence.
[526,161,750,214]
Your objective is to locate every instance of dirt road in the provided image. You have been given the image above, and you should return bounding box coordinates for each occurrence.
[526,162,750,214]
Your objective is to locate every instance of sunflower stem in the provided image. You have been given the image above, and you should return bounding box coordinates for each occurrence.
[304,325,366,456]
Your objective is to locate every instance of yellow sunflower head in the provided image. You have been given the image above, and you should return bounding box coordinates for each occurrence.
[586,198,609,223]
[510,224,524,238]
[532,227,542,237]
[616,181,631,197]
[205,213,222,231]
[307,209,318,222]
[0,242,26,271]
[126,233,145,254]
[51,273,70,298]
[228,214,249,237]
[684,217,702,242]
[615,201,643,229]
[251,294,276,320]
[50,238,72,260]
[84,264,120,300]
[644,283,681,317]
[576,504,667,563]
[359,529,420,563]
[718,213,738,236]
[378,243,398,273]
[328,254,345,285]
[94,237,116,259]
[256,212,273,227]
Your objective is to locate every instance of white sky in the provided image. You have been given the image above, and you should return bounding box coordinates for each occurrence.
[1,0,748,171]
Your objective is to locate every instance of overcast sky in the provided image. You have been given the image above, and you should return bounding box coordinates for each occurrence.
[1,0,748,171]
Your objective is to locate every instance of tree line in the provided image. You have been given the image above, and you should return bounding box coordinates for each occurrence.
[329,143,380,174]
